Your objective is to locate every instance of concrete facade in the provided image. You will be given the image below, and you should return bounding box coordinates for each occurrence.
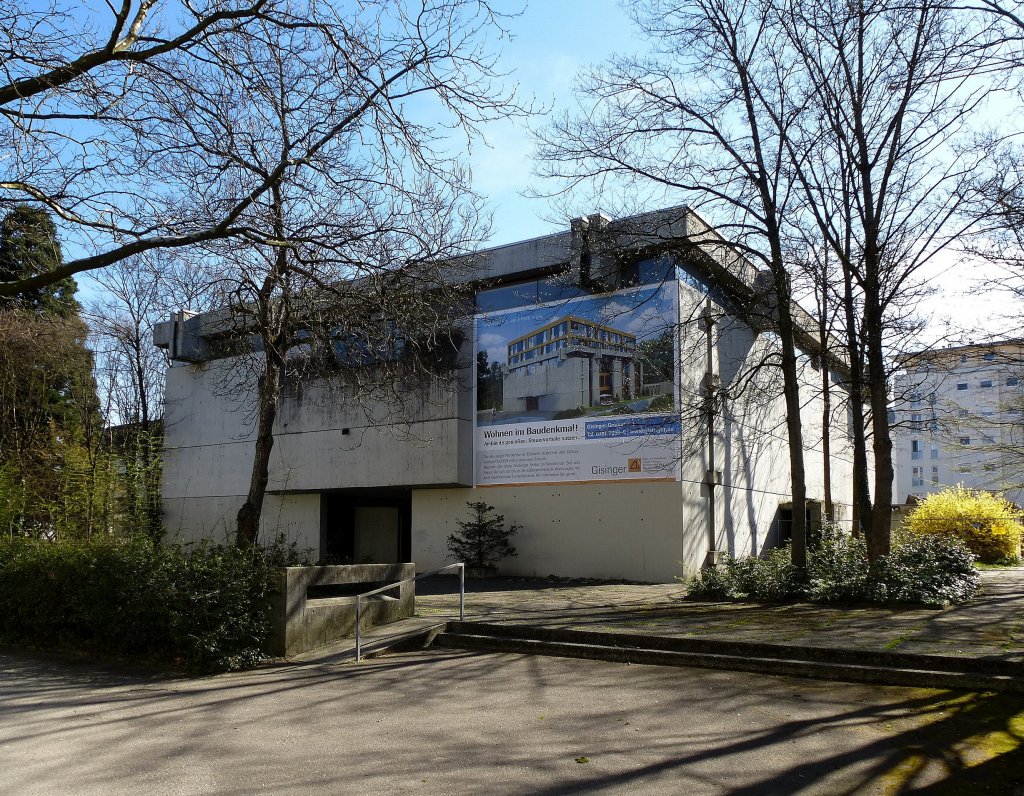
[157,207,858,582]
[892,341,1024,506]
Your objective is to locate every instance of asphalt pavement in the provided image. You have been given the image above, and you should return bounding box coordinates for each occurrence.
[3,645,1024,794]
[4,569,1024,794]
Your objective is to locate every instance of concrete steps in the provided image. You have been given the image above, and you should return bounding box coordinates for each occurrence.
[433,621,1024,693]
[286,618,448,665]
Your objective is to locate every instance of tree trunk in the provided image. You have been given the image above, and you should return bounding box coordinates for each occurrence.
[841,264,872,538]
[860,266,892,557]
[774,276,808,569]
[819,293,833,525]
[236,354,282,548]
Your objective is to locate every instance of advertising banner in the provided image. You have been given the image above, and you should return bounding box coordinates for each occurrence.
[475,282,680,486]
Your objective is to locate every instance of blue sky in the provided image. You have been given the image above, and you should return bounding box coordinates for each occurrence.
[469,0,636,246]
[65,0,1009,342]
[468,2,1014,344]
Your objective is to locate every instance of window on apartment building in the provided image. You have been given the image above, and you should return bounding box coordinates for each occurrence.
[983,433,995,444]
[984,352,996,361]
[911,439,923,459]
[981,379,993,388]
[957,465,972,474]
[911,413,923,430]
[932,466,939,485]
[958,408,969,417]
[957,382,968,391]
[960,354,968,364]
[959,436,971,445]
[910,391,922,407]
[1008,377,1020,387]
[930,444,939,459]
[912,466,924,487]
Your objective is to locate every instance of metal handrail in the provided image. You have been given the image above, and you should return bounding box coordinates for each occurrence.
[355,562,464,661]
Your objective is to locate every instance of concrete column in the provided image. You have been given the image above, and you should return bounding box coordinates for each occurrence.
[577,358,588,407]
[612,358,623,399]
[590,357,602,406]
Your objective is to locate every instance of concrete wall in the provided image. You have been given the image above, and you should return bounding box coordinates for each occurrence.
[267,563,415,656]
[163,491,321,551]
[411,482,685,583]
[674,280,858,565]
[162,351,472,546]
[161,306,858,582]
[503,355,591,412]
[409,288,858,584]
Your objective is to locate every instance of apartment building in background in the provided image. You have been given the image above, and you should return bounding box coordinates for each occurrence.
[892,340,1024,506]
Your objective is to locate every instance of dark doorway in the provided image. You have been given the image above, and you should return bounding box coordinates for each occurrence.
[777,502,823,548]
[525,396,539,411]
[320,489,412,564]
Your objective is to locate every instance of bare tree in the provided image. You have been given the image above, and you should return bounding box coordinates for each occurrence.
[536,0,815,566]
[149,3,520,547]
[86,254,177,538]
[0,0,511,297]
[780,0,999,558]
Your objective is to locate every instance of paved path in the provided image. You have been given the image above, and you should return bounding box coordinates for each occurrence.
[4,570,1024,793]
[414,568,1024,661]
[3,646,1024,794]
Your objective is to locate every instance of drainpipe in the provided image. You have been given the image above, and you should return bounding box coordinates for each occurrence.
[702,302,721,567]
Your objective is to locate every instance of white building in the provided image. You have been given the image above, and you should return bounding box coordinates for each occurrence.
[155,207,859,582]
[892,341,1024,506]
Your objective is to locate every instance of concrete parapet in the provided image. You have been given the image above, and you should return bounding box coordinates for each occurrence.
[267,563,415,656]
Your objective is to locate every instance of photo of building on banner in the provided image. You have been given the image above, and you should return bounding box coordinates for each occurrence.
[475,283,681,486]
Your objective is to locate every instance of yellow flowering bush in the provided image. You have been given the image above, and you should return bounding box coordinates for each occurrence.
[905,486,1022,564]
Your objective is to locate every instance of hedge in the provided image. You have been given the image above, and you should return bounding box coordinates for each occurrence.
[0,536,272,673]
[687,524,980,607]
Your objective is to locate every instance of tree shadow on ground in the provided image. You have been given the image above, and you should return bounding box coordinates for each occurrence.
[4,644,1024,794]
[529,685,1024,795]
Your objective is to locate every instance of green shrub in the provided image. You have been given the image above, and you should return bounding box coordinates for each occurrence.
[686,559,736,599]
[904,486,1022,564]
[806,524,871,602]
[725,547,803,601]
[686,546,801,601]
[874,533,980,606]
[685,524,981,607]
[0,536,272,673]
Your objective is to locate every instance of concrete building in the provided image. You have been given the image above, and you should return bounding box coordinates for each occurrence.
[155,207,859,582]
[502,316,638,413]
[892,341,1024,505]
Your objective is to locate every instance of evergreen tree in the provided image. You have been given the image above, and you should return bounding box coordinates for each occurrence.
[0,207,101,537]
[0,207,78,317]
[447,501,519,569]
